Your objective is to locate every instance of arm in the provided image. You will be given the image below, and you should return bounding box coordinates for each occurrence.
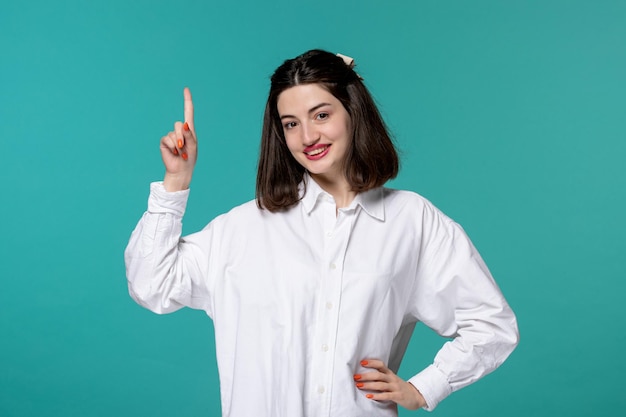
[124,88,212,314]
[408,212,519,410]
[124,183,213,314]
[357,206,519,411]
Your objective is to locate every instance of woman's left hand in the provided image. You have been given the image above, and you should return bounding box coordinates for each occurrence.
[354,359,427,410]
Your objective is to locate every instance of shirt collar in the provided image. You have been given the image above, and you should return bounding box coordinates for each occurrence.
[355,186,385,221]
[300,174,328,214]
[300,174,385,221]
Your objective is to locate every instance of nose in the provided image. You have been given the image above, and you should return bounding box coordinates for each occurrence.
[301,121,320,146]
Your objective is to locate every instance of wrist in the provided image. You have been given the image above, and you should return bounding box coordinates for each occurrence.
[409,382,427,410]
[163,172,192,192]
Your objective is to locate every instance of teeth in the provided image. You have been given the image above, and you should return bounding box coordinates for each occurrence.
[306,146,328,156]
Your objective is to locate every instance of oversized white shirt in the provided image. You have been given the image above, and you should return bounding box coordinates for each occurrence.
[125,176,518,416]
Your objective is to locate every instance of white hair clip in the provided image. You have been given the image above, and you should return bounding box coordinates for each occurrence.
[336,53,355,68]
[336,53,363,80]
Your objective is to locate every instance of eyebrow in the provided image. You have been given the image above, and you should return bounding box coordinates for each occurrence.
[279,102,332,120]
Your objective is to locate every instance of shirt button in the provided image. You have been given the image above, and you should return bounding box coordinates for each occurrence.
[322,344,329,352]
[326,231,333,238]
[317,386,325,394]
[326,302,333,310]
[330,263,336,270]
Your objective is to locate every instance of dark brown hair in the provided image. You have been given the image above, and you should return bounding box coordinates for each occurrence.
[256,49,399,212]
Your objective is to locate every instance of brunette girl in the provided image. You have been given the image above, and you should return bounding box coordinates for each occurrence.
[125,49,518,416]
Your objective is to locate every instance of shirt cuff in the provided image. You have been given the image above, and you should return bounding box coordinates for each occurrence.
[408,365,452,411]
[147,182,190,216]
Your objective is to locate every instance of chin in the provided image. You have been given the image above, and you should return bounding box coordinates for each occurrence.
[308,168,341,181]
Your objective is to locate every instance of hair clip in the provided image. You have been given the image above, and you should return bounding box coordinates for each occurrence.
[336,53,355,68]
[336,53,363,80]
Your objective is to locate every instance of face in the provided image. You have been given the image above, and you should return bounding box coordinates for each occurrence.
[277,84,351,184]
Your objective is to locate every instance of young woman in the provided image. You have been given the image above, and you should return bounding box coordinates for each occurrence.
[125,49,519,416]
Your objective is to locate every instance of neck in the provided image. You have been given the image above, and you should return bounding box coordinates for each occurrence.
[310,173,357,209]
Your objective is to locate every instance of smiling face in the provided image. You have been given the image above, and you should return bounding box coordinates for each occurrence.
[277,83,352,186]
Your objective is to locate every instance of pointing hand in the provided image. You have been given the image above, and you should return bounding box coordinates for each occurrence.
[160,87,198,191]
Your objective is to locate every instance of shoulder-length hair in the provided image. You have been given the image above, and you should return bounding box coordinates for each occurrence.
[256,49,399,212]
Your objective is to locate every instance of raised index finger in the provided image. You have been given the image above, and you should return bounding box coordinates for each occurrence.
[183,87,194,131]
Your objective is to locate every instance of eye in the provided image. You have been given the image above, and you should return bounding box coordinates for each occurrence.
[283,121,298,130]
[315,112,330,121]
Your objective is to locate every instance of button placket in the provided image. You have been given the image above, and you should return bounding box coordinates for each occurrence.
[323,208,356,415]
[308,196,341,414]
[309,196,357,416]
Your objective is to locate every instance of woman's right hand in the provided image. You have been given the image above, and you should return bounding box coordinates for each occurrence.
[160,87,197,192]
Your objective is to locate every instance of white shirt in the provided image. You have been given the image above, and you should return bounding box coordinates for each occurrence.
[125,176,518,417]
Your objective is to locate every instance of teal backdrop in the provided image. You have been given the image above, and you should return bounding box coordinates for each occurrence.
[1,0,625,416]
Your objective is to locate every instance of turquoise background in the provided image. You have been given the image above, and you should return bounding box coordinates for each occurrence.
[1,0,625,416]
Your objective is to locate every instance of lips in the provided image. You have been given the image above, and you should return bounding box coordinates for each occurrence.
[304,144,331,160]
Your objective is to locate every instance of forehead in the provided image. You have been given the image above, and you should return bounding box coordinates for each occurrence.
[277,84,340,115]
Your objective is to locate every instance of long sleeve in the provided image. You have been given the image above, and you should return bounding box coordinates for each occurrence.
[124,182,213,315]
[407,204,519,411]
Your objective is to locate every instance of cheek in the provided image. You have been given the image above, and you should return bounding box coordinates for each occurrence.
[284,135,300,156]
[328,117,351,144]
[330,125,351,147]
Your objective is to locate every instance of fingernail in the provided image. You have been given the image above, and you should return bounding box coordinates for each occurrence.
[173,148,179,155]
[183,122,190,131]
[353,374,362,381]
[360,360,369,366]
[177,139,183,149]
[356,382,364,388]
[182,153,188,161]
[366,394,374,399]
